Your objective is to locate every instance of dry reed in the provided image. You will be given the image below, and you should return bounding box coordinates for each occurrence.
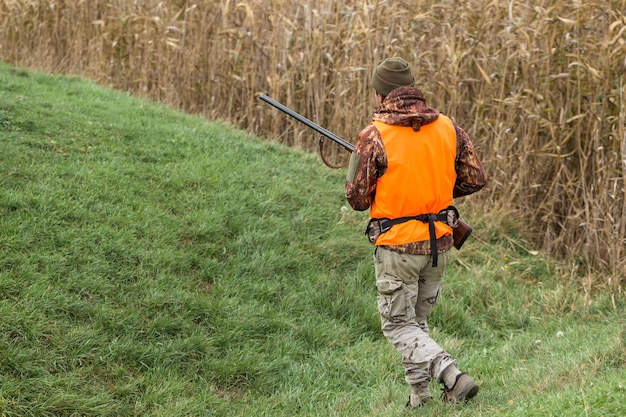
[1,0,624,294]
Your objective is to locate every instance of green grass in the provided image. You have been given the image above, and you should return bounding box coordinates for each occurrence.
[0,61,624,417]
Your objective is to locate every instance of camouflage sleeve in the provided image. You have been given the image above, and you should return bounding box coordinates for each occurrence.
[453,125,487,198]
[345,123,387,211]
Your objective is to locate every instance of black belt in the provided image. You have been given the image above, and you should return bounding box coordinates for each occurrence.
[365,207,456,267]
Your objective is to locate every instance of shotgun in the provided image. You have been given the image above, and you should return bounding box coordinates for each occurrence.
[258,93,473,250]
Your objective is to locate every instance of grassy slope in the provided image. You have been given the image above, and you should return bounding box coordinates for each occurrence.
[0,62,624,417]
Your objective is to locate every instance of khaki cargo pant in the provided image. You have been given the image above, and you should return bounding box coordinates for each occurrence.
[374,246,457,386]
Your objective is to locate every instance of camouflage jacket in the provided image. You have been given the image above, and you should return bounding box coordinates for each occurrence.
[345,86,487,255]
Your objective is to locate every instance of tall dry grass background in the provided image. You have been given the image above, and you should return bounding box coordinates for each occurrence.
[1,0,624,294]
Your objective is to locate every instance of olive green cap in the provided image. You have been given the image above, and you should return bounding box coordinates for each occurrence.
[371,57,415,97]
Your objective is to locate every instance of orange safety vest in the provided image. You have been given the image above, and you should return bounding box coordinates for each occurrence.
[370,116,457,246]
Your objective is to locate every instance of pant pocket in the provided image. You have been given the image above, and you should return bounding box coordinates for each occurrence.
[376,277,407,320]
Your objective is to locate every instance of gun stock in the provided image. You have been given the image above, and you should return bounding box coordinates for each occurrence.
[453,219,473,250]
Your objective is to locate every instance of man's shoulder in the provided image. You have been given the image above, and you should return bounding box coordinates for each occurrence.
[434,113,454,128]
[359,122,380,138]
[357,123,385,149]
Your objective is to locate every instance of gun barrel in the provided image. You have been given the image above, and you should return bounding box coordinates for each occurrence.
[259,94,355,152]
